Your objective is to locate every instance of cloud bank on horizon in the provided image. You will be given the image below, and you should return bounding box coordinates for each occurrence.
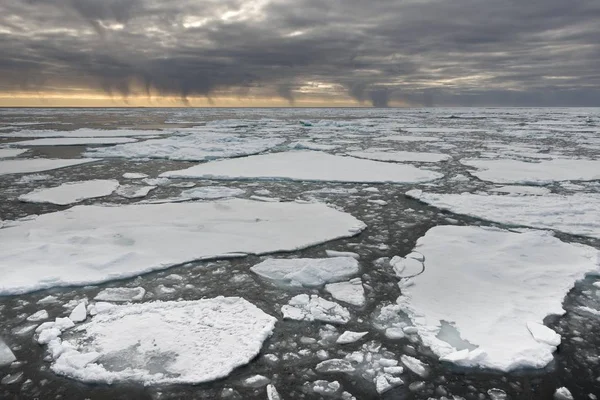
[1,0,599,106]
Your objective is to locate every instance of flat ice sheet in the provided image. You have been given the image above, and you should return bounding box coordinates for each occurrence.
[0,158,97,176]
[0,148,27,158]
[86,132,285,161]
[0,128,168,138]
[461,158,600,184]
[0,199,365,295]
[348,151,451,163]
[161,151,443,183]
[251,257,360,288]
[45,297,276,384]
[396,226,599,371]
[12,137,137,146]
[407,190,600,239]
[19,180,120,205]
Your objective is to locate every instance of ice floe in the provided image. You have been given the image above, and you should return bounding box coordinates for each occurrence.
[0,158,97,176]
[407,190,600,239]
[336,331,368,344]
[0,338,16,367]
[94,287,146,302]
[115,185,156,199]
[461,158,600,184]
[0,199,365,294]
[325,278,366,306]
[282,294,351,324]
[161,151,443,183]
[396,225,600,371]
[251,257,360,288]
[19,180,120,205]
[11,137,137,146]
[122,172,148,179]
[179,186,246,200]
[348,150,451,163]
[85,132,284,161]
[488,185,551,196]
[42,297,276,384]
[0,148,27,158]
[0,128,167,138]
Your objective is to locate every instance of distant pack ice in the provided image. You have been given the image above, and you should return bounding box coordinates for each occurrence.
[161,151,443,183]
[396,225,599,371]
[0,199,365,295]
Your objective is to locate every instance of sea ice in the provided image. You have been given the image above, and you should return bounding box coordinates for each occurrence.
[400,355,429,378]
[42,297,276,384]
[161,151,443,183]
[396,225,600,371]
[325,278,366,306]
[94,287,146,302]
[115,185,156,199]
[19,180,120,205]
[336,331,368,344]
[0,158,97,176]
[27,310,49,322]
[251,257,360,288]
[0,199,365,295]
[407,190,600,239]
[0,148,27,158]
[12,138,137,146]
[376,135,438,142]
[266,384,281,400]
[86,132,284,161]
[179,186,246,200]
[554,387,574,400]
[282,294,351,324]
[0,128,167,138]
[0,338,16,367]
[488,185,551,196]
[122,172,148,179]
[348,150,451,163]
[461,158,600,184]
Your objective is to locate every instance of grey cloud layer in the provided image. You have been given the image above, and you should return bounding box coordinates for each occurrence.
[1,0,599,106]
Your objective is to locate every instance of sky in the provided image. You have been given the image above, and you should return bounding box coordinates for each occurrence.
[1,0,599,107]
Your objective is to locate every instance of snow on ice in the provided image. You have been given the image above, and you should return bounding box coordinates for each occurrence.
[41,297,276,384]
[407,190,600,239]
[19,180,120,205]
[396,225,600,371]
[161,151,443,183]
[0,199,365,294]
[250,257,360,288]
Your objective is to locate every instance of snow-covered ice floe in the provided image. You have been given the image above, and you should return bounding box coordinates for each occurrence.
[461,158,600,184]
[161,151,443,183]
[0,199,365,295]
[0,148,27,158]
[41,297,276,384]
[347,150,451,163]
[406,190,600,239]
[19,180,120,205]
[0,128,168,138]
[282,294,351,324]
[395,225,600,371]
[0,158,97,176]
[11,138,137,146]
[85,132,285,161]
[250,257,360,288]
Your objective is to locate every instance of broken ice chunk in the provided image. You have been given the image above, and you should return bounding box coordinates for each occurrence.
[69,303,87,323]
[0,338,16,367]
[252,257,359,288]
[94,287,146,302]
[526,322,561,346]
[336,331,368,344]
[400,355,429,378]
[325,278,366,307]
[282,294,351,324]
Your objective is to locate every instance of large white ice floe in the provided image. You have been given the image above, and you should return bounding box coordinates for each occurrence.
[85,132,285,161]
[395,225,600,371]
[11,138,138,146]
[460,158,600,184]
[41,297,276,384]
[406,190,600,239]
[0,199,365,295]
[0,158,97,176]
[282,294,351,324]
[161,151,443,183]
[347,150,451,163]
[0,128,167,138]
[19,180,120,205]
[0,148,27,158]
[250,257,360,288]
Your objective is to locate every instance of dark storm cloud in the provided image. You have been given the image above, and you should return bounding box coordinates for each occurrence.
[1,0,599,106]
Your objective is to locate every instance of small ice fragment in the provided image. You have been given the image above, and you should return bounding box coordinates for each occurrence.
[1,372,23,385]
[400,355,429,378]
[37,295,58,305]
[266,384,281,400]
[241,374,270,388]
[94,287,145,302]
[69,303,87,323]
[487,388,508,400]
[27,309,49,322]
[553,387,574,400]
[325,278,366,307]
[336,331,368,344]
[282,294,351,324]
[326,250,360,259]
[122,172,149,179]
[0,338,17,367]
[315,359,355,373]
